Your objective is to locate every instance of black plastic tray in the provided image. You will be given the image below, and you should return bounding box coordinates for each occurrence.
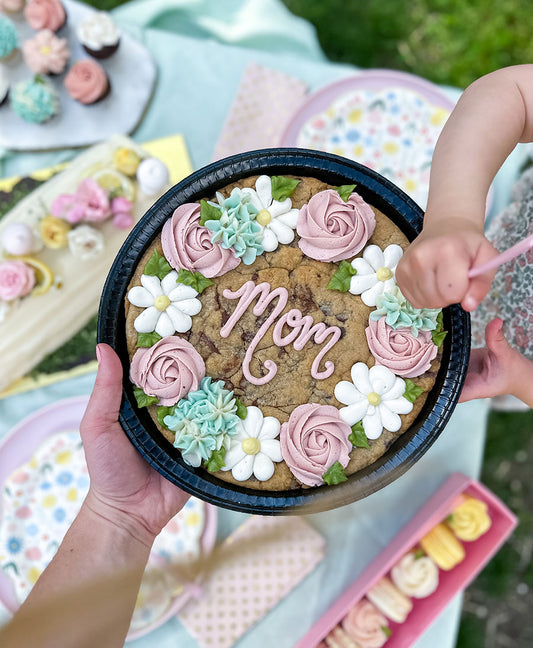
[97,149,470,515]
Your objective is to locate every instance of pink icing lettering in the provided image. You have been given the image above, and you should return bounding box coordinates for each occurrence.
[222,281,342,384]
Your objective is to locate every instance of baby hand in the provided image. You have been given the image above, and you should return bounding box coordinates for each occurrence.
[396,217,499,311]
[460,318,522,402]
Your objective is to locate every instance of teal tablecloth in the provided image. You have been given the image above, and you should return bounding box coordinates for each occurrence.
[0,1,514,646]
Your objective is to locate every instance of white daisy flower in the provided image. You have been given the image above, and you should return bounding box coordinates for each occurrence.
[349,244,404,306]
[221,406,282,481]
[334,362,413,440]
[241,175,299,252]
[127,270,202,337]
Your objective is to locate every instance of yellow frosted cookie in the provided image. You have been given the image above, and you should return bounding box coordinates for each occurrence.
[446,496,491,541]
[420,523,465,570]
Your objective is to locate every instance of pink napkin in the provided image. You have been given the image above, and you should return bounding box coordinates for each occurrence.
[212,62,308,160]
[177,515,325,648]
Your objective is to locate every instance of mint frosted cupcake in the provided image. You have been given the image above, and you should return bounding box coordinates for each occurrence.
[0,67,9,106]
[0,15,18,61]
[10,76,59,123]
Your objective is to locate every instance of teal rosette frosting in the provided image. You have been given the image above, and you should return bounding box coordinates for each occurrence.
[164,377,240,467]
[0,17,18,59]
[10,77,59,124]
[205,188,264,265]
[370,287,441,337]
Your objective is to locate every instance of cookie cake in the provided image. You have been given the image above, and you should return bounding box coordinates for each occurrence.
[116,151,462,506]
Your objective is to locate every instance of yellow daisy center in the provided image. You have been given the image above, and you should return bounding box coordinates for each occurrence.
[367,392,381,406]
[40,46,52,55]
[376,267,393,281]
[256,209,272,226]
[154,295,171,311]
[242,437,261,456]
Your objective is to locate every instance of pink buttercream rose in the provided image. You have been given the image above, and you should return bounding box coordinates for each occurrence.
[161,203,240,278]
[130,336,206,406]
[24,0,66,31]
[0,0,26,12]
[280,403,352,487]
[111,196,133,229]
[366,317,438,378]
[0,261,35,301]
[64,60,108,105]
[342,599,389,648]
[297,189,376,262]
[51,178,111,224]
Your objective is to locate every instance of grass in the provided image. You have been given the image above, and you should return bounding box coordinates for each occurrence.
[81,1,533,644]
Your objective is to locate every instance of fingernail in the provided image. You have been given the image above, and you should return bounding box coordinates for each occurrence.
[96,344,102,364]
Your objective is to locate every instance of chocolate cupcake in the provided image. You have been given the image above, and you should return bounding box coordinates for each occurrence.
[23,29,69,75]
[76,11,120,60]
[24,0,66,32]
[0,67,9,106]
[64,59,110,105]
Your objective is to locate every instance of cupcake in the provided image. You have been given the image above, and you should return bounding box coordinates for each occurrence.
[342,598,390,647]
[24,0,66,32]
[0,15,18,61]
[390,550,439,599]
[76,11,120,59]
[10,76,59,123]
[0,66,9,106]
[23,29,69,75]
[446,495,492,541]
[64,59,109,105]
[0,0,26,13]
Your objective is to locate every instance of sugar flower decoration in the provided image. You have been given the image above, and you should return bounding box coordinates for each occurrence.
[221,406,282,482]
[334,362,413,439]
[370,286,441,337]
[349,244,403,306]
[51,178,111,224]
[67,224,104,261]
[127,270,202,337]
[205,188,263,265]
[240,175,299,252]
[165,399,218,468]
[185,377,240,435]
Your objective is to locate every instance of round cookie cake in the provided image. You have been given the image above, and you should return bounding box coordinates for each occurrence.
[99,150,469,514]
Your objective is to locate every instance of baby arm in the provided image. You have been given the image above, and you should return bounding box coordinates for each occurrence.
[397,64,533,311]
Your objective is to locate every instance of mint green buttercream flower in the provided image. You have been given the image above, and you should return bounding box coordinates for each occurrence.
[164,377,240,467]
[10,77,59,124]
[370,287,441,337]
[0,17,18,59]
[206,188,263,265]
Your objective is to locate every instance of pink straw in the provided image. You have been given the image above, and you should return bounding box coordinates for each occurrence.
[468,232,533,278]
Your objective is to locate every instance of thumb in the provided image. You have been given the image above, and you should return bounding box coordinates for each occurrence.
[81,343,124,439]
[484,317,509,355]
[462,242,499,311]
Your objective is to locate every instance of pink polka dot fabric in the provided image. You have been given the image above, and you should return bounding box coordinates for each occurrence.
[178,515,325,648]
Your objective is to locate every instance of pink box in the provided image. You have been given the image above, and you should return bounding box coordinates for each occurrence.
[296,472,517,648]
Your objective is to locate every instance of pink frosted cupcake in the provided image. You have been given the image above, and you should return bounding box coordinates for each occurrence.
[64,59,109,105]
[24,0,66,32]
[23,29,69,75]
[0,0,26,14]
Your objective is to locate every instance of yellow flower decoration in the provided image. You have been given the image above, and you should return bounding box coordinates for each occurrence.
[447,496,491,541]
[39,215,71,249]
[113,147,141,176]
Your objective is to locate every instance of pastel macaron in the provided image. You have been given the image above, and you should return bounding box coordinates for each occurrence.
[446,495,492,541]
[366,576,413,624]
[420,522,465,570]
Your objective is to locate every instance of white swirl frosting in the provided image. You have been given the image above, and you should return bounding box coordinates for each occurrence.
[391,551,439,599]
[76,11,120,50]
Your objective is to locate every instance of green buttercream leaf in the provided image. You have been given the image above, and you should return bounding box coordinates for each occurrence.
[3,562,19,576]
[206,447,226,473]
[335,184,357,201]
[157,406,173,427]
[404,379,425,403]
[136,332,162,348]
[349,421,370,449]
[199,199,221,226]
[414,549,426,560]
[381,626,392,638]
[144,249,172,280]
[177,268,214,294]
[234,397,248,420]
[271,176,300,201]
[432,311,448,347]
[327,259,357,292]
[322,461,348,485]
[133,387,158,408]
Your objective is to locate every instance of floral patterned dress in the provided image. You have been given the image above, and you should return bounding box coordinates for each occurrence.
[471,167,533,358]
